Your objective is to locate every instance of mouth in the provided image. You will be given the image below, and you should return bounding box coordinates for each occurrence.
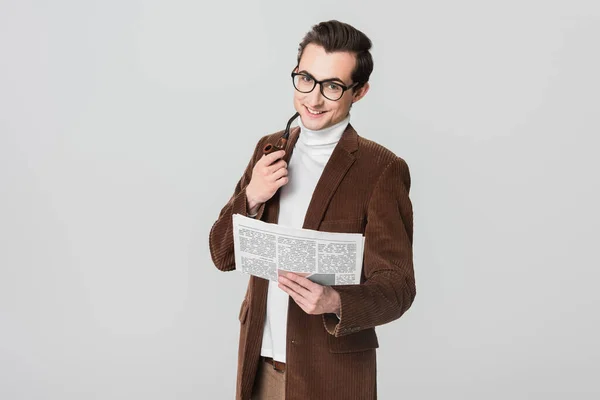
[304,105,327,118]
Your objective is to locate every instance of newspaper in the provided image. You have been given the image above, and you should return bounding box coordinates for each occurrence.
[232,214,365,286]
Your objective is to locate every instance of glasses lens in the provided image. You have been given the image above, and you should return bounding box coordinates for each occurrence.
[321,82,344,101]
[293,74,315,93]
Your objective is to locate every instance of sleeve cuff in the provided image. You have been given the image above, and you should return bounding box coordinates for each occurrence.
[234,188,266,221]
[323,313,340,336]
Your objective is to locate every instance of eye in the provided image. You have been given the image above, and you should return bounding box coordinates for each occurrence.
[326,82,342,91]
[301,75,314,83]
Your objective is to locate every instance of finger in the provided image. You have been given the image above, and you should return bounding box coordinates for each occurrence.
[274,176,289,188]
[279,274,311,298]
[283,272,320,293]
[267,159,287,174]
[278,282,309,308]
[261,150,285,166]
[270,166,288,181]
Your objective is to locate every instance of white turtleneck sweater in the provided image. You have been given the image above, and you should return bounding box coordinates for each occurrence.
[259,113,350,363]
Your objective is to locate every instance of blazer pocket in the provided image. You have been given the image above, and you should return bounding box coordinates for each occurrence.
[238,299,249,324]
[327,327,379,353]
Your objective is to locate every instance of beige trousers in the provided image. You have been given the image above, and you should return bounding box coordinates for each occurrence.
[251,358,286,400]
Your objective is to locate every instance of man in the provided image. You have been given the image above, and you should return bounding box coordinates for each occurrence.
[209,20,415,400]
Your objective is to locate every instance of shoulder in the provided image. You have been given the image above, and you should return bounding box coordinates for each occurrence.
[355,133,411,185]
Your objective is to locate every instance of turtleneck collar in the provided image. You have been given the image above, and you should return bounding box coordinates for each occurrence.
[296,113,350,147]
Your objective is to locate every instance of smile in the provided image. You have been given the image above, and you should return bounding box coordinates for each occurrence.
[305,106,326,115]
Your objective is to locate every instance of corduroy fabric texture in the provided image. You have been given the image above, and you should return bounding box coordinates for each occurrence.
[209,123,415,400]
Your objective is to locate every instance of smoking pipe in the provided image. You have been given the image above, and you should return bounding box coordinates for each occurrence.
[262,112,300,155]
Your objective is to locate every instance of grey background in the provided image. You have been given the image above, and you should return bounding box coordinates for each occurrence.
[1,0,599,399]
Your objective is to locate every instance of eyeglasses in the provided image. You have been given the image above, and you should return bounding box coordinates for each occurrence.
[291,69,359,101]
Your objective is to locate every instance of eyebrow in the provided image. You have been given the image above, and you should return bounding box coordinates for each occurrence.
[298,69,346,85]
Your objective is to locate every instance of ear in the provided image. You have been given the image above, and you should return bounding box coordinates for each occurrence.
[352,82,370,103]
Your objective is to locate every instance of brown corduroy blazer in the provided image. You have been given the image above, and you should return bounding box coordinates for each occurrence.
[209,123,416,400]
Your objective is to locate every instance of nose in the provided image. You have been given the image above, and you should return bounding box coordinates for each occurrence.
[306,83,326,106]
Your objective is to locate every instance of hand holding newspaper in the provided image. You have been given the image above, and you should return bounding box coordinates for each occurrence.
[232,214,365,285]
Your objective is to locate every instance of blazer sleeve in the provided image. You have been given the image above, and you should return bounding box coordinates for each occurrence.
[323,156,416,336]
[208,137,267,272]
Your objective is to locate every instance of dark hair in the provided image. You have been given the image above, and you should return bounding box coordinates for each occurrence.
[297,20,373,91]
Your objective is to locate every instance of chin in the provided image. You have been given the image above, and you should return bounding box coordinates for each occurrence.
[303,119,327,131]
[301,112,331,129]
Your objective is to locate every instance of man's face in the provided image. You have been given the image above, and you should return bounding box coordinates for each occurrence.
[293,43,369,131]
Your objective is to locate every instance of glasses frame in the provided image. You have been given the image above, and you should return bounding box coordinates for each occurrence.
[291,68,359,101]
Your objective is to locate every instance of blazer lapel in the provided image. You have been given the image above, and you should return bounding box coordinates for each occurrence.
[250,125,301,357]
[265,126,301,225]
[302,123,359,231]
